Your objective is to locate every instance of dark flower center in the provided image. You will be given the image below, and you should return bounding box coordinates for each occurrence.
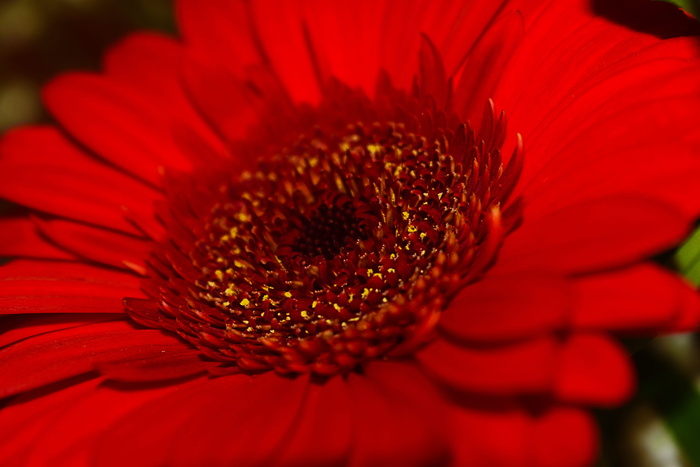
[126,101,523,376]
[292,201,370,259]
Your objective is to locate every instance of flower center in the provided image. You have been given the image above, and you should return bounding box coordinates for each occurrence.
[293,201,369,259]
[126,107,523,376]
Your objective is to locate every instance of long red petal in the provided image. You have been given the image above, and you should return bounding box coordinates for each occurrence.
[439,273,571,343]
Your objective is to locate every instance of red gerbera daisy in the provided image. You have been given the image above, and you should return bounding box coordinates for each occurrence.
[1,0,700,465]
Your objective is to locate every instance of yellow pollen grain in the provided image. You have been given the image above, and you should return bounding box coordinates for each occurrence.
[366,144,380,155]
[309,157,319,167]
[387,268,396,273]
[236,212,251,222]
[284,291,292,298]
[239,298,250,307]
[301,310,310,319]
[225,287,235,297]
[312,300,318,308]
[334,174,345,192]
[373,272,383,279]
[233,259,247,268]
[215,270,224,280]
[408,225,418,233]
[361,288,370,299]
[333,303,342,311]
[230,227,239,237]
[223,301,230,307]
[367,268,374,276]
[402,212,410,220]
[207,281,216,288]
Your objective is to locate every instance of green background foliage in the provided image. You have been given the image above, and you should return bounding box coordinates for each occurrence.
[659,0,700,18]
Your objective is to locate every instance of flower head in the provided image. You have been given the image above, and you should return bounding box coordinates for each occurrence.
[1,0,700,465]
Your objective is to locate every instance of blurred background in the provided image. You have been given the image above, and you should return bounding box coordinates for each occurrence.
[0,1,699,466]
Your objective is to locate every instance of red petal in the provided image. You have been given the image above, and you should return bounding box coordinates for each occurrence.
[34,218,150,274]
[453,10,523,122]
[103,32,227,162]
[420,332,633,407]
[418,0,511,77]
[439,273,571,343]
[0,377,187,466]
[554,334,633,407]
[0,314,121,349]
[521,95,700,217]
[346,361,451,467]
[489,1,700,212]
[270,375,352,467]
[418,35,449,108]
[0,320,191,398]
[449,403,529,466]
[96,373,308,466]
[43,73,193,186]
[0,217,74,260]
[378,0,509,90]
[169,374,307,466]
[301,0,385,93]
[0,260,142,315]
[181,48,261,144]
[249,0,321,103]
[451,404,597,467]
[494,0,700,146]
[97,346,208,383]
[417,337,556,395]
[659,279,700,333]
[572,264,689,331]
[177,0,264,71]
[0,126,158,234]
[0,378,103,465]
[498,196,690,274]
[531,407,598,467]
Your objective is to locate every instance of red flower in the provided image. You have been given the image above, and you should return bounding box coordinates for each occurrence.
[1,0,700,465]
